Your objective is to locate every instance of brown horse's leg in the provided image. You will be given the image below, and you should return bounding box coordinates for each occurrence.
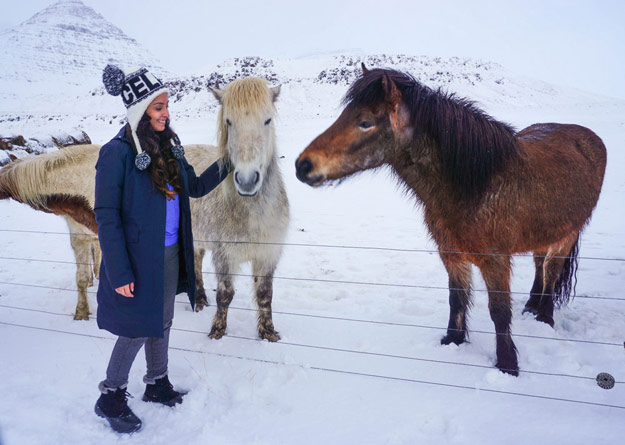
[439,255,473,345]
[536,236,579,327]
[194,247,208,312]
[252,260,280,342]
[477,255,519,376]
[522,253,545,315]
[69,233,92,320]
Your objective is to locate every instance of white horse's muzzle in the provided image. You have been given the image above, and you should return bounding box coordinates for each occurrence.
[234,169,262,196]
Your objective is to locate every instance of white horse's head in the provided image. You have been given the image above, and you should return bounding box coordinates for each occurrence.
[211,78,281,197]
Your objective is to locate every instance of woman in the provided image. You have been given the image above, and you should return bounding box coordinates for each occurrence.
[94,65,229,434]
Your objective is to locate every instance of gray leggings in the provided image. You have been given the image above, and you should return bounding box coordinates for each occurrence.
[99,243,179,392]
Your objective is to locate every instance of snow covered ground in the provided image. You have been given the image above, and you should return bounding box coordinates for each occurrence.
[1,71,625,444]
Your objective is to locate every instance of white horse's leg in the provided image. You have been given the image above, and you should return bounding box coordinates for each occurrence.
[91,238,101,281]
[208,247,235,339]
[69,230,93,320]
[252,259,280,342]
[65,217,97,320]
[194,247,208,311]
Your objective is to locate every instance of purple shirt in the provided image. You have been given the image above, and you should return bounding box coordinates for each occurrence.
[165,183,179,246]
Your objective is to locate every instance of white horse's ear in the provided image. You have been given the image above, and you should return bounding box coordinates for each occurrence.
[270,85,281,102]
[210,87,225,103]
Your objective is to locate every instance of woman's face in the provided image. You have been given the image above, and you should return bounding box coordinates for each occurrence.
[146,92,169,132]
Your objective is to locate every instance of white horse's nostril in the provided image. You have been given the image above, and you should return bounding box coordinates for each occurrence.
[234,170,261,189]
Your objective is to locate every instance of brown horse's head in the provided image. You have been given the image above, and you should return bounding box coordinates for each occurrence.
[296,64,413,186]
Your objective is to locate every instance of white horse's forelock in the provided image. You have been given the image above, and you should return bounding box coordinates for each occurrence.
[216,78,278,156]
[214,77,281,196]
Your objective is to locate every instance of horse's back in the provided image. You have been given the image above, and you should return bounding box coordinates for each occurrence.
[184,144,222,172]
[510,123,606,249]
[0,144,101,206]
[518,123,606,178]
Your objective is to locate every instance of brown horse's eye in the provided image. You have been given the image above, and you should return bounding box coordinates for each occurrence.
[359,121,373,130]
[226,119,232,126]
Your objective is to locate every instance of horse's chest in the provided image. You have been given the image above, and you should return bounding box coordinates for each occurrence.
[239,201,285,236]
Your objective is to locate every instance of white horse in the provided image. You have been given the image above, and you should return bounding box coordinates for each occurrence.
[0,77,290,341]
[190,77,289,341]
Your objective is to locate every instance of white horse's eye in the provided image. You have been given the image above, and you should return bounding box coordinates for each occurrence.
[226,119,232,126]
[264,118,271,126]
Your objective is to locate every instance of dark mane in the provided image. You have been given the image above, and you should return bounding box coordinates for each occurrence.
[344,68,519,196]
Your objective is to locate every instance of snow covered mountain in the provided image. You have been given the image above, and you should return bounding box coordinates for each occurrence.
[0,0,166,92]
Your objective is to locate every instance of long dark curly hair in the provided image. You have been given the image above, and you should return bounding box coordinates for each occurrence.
[130,113,183,200]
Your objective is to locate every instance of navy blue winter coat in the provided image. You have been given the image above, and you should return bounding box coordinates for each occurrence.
[95,126,228,338]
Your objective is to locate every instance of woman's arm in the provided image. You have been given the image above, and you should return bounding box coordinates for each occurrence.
[94,143,136,290]
[183,157,231,198]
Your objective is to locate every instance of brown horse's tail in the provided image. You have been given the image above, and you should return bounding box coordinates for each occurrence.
[553,236,581,308]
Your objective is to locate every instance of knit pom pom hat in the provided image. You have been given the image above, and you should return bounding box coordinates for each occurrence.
[102,65,185,170]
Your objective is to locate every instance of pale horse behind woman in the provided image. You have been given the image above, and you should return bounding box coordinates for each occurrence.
[0,76,290,342]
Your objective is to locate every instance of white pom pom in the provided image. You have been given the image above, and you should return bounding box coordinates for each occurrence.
[102,64,125,96]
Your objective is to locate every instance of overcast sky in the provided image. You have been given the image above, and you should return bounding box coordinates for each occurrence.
[2,0,624,99]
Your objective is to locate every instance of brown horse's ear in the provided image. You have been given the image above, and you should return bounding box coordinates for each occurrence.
[361,63,369,74]
[381,74,401,107]
[210,86,225,104]
[382,74,406,136]
[270,85,281,102]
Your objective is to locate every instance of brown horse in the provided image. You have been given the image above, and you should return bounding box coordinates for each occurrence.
[295,65,606,375]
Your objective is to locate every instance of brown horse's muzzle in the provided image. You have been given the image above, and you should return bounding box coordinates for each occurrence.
[295,156,316,185]
[295,154,328,187]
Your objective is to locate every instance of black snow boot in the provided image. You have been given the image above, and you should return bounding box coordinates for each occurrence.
[142,375,186,407]
[94,388,142,434]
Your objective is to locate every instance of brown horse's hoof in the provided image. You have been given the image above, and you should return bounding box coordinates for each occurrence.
[441,332,465,346]
[73,312,89,321]
[497,364,519,376]
[260,330,281,342]
[522,305,538,315]
[535,313,555,327]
